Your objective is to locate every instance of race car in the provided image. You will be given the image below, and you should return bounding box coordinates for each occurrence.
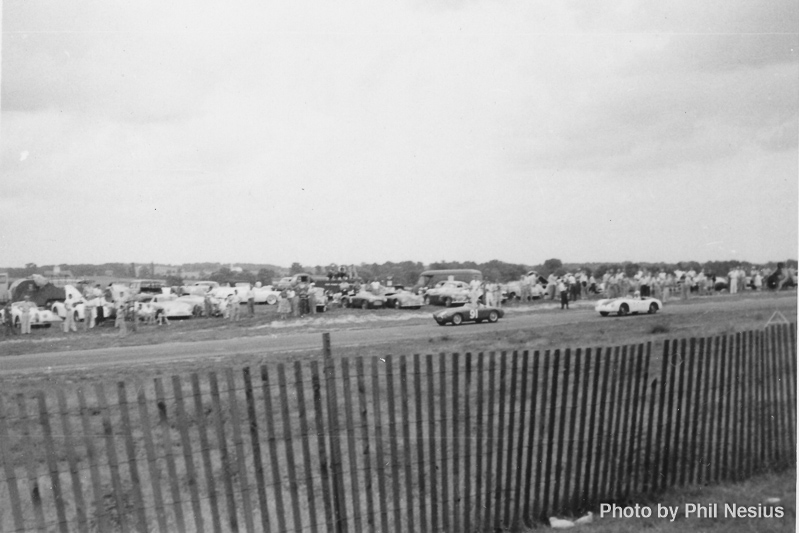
[595,295,662,317]
[384,289,424,309]
[7,302,61,328]
[433,303,504,326]
[340,290,387,309]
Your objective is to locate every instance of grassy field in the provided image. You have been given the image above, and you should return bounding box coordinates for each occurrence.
[1,290,795,393]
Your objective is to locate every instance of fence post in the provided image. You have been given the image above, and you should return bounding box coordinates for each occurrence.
[323,332,347,533]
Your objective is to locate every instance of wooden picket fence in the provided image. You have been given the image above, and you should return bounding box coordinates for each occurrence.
[0,323,795,532]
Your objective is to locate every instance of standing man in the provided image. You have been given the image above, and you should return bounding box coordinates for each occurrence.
[309,285,317,315]
[247,286,255,317]
[204,292,213,318]
[63,294,77,333]
[115,299,127,336]
[84,296,95,330]
[728,268,738,294]
[20,295,33,335]
[3,301,17,337]
[231,290,241,322]
[558,278,569,310]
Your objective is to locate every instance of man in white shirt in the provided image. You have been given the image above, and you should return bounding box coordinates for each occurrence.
[63,294,77,333]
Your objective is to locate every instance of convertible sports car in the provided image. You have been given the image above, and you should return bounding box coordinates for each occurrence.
[595,295,662,317]
[340,290,387,309]
[433,304,504,326]
[424,280,472,307]
[384,289,424,309]
[7,302,61,328]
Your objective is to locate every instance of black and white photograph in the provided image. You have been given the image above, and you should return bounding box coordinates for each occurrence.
[1,1,797,531]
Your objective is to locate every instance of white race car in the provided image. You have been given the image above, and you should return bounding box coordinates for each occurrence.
[7,302,62,328]
[595,295,662,317]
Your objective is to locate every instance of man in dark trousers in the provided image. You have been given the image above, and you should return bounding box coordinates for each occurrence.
[558,278,569,309]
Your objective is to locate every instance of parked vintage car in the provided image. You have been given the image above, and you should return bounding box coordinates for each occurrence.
[138,294,195,319]
[7,302,61,328]
[180,281,220,296]
[50,285,115,322]
[595,295,662,317]
[340,290,387,309]
[423,280,471,307]
[384,289,424,309]
[210,284,280,305]
[501,281,546,301]
[433,303,504,326]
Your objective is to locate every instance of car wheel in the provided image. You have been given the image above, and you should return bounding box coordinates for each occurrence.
[600,312,609,317]
[488,311,499,323]
[361,300,369,310]
[508,292,516,300]
[394,300,402,309]
[452,313,463,325]
[618,303,629,316]
[266,295,278,305]
[648,303,658,314]
[340,298,349,308]
[423,295,430,305]
[444,297,452,307]
[74,311,80,322]
[14,317,20,328]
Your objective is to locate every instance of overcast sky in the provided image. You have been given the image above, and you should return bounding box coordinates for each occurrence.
[2,1,797,268]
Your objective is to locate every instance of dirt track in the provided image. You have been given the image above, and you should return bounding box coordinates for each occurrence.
[1,292,795,390]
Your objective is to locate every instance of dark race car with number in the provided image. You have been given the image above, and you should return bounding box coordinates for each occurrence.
[433,303,504,326]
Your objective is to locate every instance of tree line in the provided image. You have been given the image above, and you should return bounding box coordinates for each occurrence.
[4,258,796,287]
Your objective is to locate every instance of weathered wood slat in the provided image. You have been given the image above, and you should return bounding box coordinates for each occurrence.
[532,350,549,520]
[399,356,415,533]
[242,367,270,533]
[95,384,127,533]
[426,354,439,532]
[462,352,473,532]
[36,391,68,533]
[338,358,360,533]
[451,352,461,533]
[311,361,335,533]
[483,353,497,529]
[172,375,205,533]
[680,338,696,486]
[295,361,319,533]
[384,355,402,533]
[439,353,451,533]
[116,382,148,533]
[502,350,519,528]
[261,365,288,532]
[190,373,222,533]
[512,350,530,528]
[562,348,580,512]
[552,348,570,513]
[413,354,428,532]
[492,351,507,530]
[370,357,389,533]
[0,395,26,532]
[56,388,88,532]
[224,368,256,533]
[209,372,239,533]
